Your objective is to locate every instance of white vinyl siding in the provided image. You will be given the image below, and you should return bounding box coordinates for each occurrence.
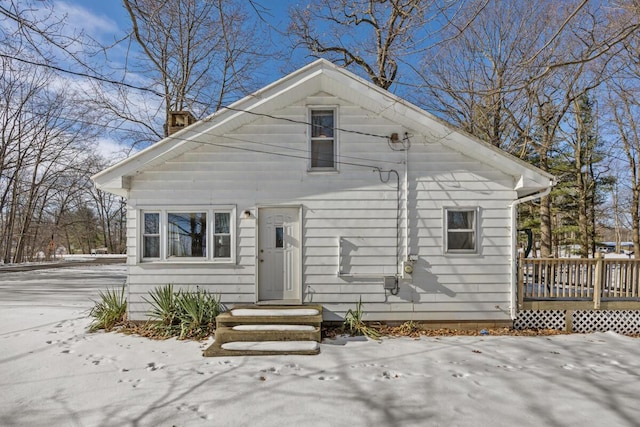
[125,95,516,322]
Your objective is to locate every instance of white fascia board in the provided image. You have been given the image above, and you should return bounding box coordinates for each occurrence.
[93,176,129,198]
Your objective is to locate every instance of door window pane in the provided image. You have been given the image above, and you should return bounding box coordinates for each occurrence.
[275,227,284,248]
[168,212,206,257]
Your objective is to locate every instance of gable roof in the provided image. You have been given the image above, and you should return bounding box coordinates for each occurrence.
[92,59,554,198]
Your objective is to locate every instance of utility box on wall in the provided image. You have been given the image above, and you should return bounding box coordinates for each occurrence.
[384,276,397,290]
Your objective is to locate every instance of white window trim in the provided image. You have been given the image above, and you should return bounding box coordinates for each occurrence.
[139,205,236,264]
[308,106,339,172]
[142,211,161,260]
[443,206,480,255]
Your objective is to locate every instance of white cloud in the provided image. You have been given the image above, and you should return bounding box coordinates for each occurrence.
[51,1,120,40]
[94,136,137,163]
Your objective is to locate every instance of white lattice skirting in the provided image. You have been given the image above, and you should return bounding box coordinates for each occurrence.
[514,310,566,331]
[515,310,640,334]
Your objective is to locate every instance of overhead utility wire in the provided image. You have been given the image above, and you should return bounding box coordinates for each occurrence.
[0,53,164,97]
[0,104,403,167]
[220,106,389,140]
[1,53,392,140]
[147,129,402,171]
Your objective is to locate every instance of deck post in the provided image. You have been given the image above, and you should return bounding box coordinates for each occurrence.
[517,252,525,311]
[565,310,573,333]
[594,252,603,310]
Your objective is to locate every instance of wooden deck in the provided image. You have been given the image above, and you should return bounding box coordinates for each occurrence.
[517,254,640,311]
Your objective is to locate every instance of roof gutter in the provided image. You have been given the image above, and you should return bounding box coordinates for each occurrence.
[509,179,555,319]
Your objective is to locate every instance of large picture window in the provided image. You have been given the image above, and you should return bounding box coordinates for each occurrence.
[168,212,206,258]
[445,208,478,253]
[310,109,336,170]
[140,207,235,262]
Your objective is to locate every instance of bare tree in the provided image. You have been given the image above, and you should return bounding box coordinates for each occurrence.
[121,0,269,139]
[0,54,103,262]
[289,0,490,90]
[607,33,640,255]
[417,0,552,150]
[416,0,632,257]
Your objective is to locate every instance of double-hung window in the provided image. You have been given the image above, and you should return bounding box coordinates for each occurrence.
[143,212,160,258]
[310,109,336,170]
[445,208,478,254]
[214,212,231,258]
[141,207,235,262]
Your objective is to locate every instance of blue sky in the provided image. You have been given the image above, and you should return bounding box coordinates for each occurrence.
[44,0,303,156]
[55,0,300,76]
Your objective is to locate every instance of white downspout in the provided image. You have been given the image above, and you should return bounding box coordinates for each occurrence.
[509,181,554,319]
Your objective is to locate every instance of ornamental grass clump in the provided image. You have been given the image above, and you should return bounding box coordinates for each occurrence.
[175,290,222,339]
[145,284,180,337]
[145,284,223,340]
[343,298,380,340]
[89,283,127,332]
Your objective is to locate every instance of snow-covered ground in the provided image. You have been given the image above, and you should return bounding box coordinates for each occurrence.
[1,265,640,426]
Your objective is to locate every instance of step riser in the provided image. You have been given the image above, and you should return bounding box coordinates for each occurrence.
[217,317,321,328]
[203,304,323,357]
[214,327,321,344]
[203,348,320,357]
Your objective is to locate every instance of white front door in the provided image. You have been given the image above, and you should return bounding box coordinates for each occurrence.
[257,207,301,303]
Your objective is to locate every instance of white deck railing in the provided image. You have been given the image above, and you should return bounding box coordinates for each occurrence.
[517,254,640,309]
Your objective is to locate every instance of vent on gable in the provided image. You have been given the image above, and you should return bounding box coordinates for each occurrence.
[167,111,196,136]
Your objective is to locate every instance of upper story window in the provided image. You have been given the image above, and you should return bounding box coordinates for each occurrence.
[445,208,478,254]
[310,109,336,170]
[141,207,235,263]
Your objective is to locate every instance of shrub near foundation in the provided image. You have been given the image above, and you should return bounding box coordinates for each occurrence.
[145,284,223,340]
[89,284,127,332]
[343,298,380,340]
[175,289,222,339]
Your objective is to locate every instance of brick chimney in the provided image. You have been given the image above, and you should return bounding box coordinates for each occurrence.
[167,111,196,136]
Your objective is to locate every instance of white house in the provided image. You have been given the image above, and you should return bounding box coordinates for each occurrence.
[92,59,554,323]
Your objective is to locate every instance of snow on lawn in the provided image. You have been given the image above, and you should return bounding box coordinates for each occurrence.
[1,265,640,426]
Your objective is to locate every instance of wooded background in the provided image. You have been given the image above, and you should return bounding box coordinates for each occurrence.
[1,0,639,262]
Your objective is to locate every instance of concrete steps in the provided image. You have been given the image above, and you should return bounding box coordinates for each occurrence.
[203,305,322,357]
